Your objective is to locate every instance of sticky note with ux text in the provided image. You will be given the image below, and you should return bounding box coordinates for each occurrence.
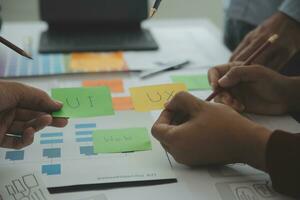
[129,83,187,112]
[92,128,152,153]
[51,87,114,118]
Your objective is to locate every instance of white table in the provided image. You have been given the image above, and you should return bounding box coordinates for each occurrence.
[1,19,299,200]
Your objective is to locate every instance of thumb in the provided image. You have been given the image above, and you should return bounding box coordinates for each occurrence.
[13,83,63,112]
[218,66,262,88]
[165,92,203,115]
[152,109,176,144]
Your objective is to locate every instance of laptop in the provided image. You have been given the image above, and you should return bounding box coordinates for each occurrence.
[39,0,159,53]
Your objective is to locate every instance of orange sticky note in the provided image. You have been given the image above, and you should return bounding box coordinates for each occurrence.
[112,97,134,111]
[70,52,127,72]
[83,79,124,93]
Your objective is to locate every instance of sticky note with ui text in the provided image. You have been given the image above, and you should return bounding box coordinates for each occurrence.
[171,74,211,91]
[129,83,187,112]
[92,128,152,153]
[83,79,124,93]
[51,87,114,118]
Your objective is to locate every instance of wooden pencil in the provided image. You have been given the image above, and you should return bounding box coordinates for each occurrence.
[205,34,279,101]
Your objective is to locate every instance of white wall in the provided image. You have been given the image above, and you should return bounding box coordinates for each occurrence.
[1,0,40,21]
[154,0,224,27]
[0,0,224,28]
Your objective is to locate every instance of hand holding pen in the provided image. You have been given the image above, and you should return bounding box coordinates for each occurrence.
[206,34,279,102]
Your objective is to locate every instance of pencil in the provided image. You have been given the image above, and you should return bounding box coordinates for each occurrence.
[0,36,32,59]
[205,34,279,101]
[149,0,162,18]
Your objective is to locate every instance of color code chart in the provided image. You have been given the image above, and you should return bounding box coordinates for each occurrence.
[2,52,66,77]
[0,51,128,78]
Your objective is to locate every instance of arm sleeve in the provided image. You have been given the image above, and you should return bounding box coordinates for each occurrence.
[279,0,300,23]
[266,130,300,198]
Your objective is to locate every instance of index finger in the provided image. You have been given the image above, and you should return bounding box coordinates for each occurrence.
[230,31,253,62]
[208,63,238,90]
[152,109,176,144]
[154,109,173,125]
[232,36,267,63]
[4,82,62,113]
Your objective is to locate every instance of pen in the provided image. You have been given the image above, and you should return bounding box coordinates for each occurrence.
[205,34,279,101]
[149,0,162,18]
[140,60,190,79]
[0,36,32,59]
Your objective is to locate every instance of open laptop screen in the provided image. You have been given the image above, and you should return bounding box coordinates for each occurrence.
[40,0,149,24]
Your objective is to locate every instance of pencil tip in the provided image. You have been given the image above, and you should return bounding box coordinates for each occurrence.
[25,55,33,60]
[149,8,156,18]
[22,51,33,59]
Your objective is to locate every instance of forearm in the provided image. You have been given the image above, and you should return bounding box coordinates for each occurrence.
[240,124,271,171]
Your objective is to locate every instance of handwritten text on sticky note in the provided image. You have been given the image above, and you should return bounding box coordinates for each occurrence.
[129,83,187,112]
[51,87,114,118]
[92,128,152,153]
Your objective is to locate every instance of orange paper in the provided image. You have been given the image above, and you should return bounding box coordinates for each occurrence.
[83,79,124,93]
[112,97,134,111]
[70,52,127,72]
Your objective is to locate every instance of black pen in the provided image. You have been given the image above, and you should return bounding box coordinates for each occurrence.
[140,60,190,79]
[0,36,32,59]
[150,0,162,18]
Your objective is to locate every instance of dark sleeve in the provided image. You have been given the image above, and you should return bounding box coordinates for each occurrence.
[266,130,300,198]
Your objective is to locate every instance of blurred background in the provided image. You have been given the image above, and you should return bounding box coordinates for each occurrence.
[0,0,225,29]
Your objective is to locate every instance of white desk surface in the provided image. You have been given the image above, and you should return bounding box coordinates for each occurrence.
[0,19,299,200]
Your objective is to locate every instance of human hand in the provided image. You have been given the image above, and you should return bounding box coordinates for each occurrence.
[208,63,295,115]
[0,81,68,149]
[230,12,300,71]
[152,92,271,170]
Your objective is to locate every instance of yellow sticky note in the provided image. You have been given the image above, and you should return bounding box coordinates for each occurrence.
[129,83,187,112]
[70,52,127,72]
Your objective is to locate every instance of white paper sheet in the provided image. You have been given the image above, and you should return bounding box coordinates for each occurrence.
[53,183,195,200]
[0,168,52,200]
[125,26,231,71]
[0,112,175,189]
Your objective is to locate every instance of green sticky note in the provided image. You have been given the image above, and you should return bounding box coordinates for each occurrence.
[51,87,114,118]
[171,74,211,91]
[92,128,152,153]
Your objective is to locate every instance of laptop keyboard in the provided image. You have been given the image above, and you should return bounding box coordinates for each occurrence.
[39,29,158,53]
